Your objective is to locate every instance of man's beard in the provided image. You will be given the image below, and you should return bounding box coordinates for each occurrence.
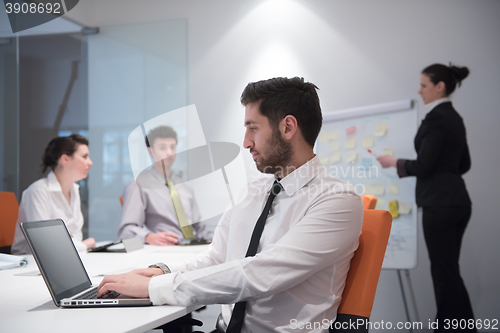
[254,128,293,175]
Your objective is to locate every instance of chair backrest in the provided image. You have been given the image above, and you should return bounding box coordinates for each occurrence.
[119,196,123,206]
[361,194,377,210]
[0,192,19,248]
[337,209,392,318]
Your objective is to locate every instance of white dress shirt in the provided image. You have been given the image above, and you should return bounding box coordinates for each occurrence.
[11,171,86,254]
[148,156,363,332]
[117,167,212,242]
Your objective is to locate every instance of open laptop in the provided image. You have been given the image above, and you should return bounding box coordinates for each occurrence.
[21,219,152,308]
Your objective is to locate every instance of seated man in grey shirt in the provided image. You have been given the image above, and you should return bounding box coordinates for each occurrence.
[118,126,212,245]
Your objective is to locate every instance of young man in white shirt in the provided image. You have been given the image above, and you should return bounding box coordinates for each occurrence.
[99,77,363,333]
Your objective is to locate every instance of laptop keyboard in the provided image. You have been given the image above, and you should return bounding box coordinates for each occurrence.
[74,288,120,300]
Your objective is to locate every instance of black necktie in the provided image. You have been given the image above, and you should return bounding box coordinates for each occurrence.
[226,181,283,333]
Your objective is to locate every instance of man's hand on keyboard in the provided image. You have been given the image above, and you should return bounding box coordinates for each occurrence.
[97,272,151,298]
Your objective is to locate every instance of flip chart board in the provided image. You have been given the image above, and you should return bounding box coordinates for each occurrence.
[317,100,418,269]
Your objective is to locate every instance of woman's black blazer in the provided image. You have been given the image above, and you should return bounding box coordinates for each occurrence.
[400,102,471,207]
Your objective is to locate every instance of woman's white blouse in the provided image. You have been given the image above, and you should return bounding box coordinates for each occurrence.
[11,171,86,254]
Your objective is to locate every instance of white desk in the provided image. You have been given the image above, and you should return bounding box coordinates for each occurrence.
[0,245,209,333]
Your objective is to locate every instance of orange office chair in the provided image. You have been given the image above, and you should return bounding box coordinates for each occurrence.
[361,194,377,209]
[331,209,392,332]
[119,196,123,206]
[0,192,19,254]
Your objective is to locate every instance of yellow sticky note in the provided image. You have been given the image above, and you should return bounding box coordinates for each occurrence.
[331,152,341,164]
[363,136,374,148]
[374,121,388,137]
[387,183,399,195]
[320,156,330,166]
[346,151,358,163]
[375,198,385,210]
[330,140,340,152]
[329,129,339,140]
[319,129,339,143]
[383,148,394,156]
[388,200,399,218]
[364,183,385,195]
[318,132,329,143]
[399,202,412,215]
[345,137,357,149]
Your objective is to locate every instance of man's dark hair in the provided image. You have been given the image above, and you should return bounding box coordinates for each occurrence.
[240,77,322,147]
[145,126,178,147]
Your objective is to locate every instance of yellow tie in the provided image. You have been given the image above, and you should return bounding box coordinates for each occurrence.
[166,179,196,239]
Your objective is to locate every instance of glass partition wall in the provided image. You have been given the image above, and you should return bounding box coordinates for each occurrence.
[0,18,189,242]
[87,20,188,240]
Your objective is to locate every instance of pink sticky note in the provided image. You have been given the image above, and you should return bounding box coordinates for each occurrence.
[346,126,356,134]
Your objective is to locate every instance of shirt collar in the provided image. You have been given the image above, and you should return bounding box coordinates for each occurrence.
[149,166,179,184]
[278,155,323,197]
[424,97,451,113]
[47,170,79,193]
[47,171,63,192]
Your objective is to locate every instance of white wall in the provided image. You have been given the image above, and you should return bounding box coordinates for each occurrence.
[67,0,500,330]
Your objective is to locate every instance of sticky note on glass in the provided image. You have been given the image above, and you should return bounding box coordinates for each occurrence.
[331,152,341,164]
[346,126,356,134]
[364,183,385,195]
[363,136,374,148]
[387,183,399,195]
[374,121,388,137]
[388,200,399,218]
[346,151,358,163]
[361,158,372,168]
[399,202,412,215]
[330,140,340,152]
[320,156,330,166]
[345,137,357,149]
[375,198,385,210]
[383,148,394,156]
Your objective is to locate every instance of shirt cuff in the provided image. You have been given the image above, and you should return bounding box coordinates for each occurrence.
[73,239,87,252]
[396,159,409,178]
[134,227,151,244]
[149,272,178,305]
[166,260,189,273]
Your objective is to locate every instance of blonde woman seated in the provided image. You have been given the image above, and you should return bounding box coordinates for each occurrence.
[11,134,96,254]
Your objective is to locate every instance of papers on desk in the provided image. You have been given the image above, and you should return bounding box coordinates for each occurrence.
[0,253,28,270]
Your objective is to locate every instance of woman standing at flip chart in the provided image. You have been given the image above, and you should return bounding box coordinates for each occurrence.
[377,63,476,332]
[11,134,96,254]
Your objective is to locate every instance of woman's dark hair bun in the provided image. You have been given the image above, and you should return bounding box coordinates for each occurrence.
[449,65,470,87]
[41,134,89,173]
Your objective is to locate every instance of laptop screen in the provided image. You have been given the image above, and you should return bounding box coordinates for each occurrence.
[21,219,92,305]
